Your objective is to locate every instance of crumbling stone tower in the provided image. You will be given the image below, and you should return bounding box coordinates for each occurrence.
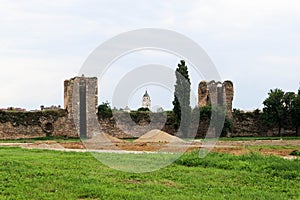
[198,80,234,118]
[64,75,98,138]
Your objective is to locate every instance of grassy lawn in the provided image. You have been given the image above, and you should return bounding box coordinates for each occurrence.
[245,145,300,150]
[0,147,299,199]
[217,136,300,141]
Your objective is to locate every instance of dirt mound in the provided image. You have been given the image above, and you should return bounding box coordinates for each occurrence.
[27,141,65,149]
[85,132,125,144]
[134,129,185,143]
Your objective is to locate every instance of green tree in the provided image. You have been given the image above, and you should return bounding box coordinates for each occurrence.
[283,92,295,128]
[172,60,191,137]
[291,92,300,135]
[137,107,150,112]
[97,102,113,119]
[263,89,285,136]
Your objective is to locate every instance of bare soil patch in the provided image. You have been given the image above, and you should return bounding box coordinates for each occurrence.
[1,135,299,158]
[216,140,300,147]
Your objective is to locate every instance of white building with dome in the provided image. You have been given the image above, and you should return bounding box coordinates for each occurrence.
[142,90,151,109]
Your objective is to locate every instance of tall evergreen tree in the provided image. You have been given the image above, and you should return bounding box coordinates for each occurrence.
[172,60,191,137]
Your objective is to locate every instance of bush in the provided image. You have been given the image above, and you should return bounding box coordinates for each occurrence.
[97,102,113,119]
[137,107,150,112]
[290,150,300,156]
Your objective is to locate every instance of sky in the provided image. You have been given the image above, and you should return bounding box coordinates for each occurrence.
[0,0,299,111]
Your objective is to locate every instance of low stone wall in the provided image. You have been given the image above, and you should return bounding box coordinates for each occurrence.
[98,112,210,138]
[232,111,296,137]
[0,110,298,139]
[98,112,176,138]
[0,110,77,139]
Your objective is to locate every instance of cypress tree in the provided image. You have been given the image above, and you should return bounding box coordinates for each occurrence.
[172,60,191,137]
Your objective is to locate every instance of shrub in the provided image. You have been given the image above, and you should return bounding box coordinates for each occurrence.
[290,150,300,156]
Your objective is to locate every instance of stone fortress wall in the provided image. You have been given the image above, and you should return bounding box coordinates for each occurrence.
[64,75,99,138]
[0,76,296,139]
[0,75,99,140]
[198,80,234,119]
[0,110,78,139]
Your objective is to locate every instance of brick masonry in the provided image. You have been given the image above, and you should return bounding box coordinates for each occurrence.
[0,77,297,139]
[198,80,234,119]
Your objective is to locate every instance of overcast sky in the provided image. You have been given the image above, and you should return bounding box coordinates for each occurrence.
[0,0,299,111]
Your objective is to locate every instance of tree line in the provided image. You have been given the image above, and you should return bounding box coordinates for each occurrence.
[263,88,300,136]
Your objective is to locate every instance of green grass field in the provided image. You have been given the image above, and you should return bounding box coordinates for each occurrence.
[0,136,81,143]
[0,147,299,199]
[217,136,300,141]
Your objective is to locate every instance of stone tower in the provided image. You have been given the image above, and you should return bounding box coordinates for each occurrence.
[198,80,234,118]
[64,75,98,138]
[142,90,151,109]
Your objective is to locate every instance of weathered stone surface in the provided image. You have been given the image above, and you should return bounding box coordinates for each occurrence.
[198,80,234,118]
[0,111,77,139]
[0,109,297,139]
[232,110,296,137]
[0,77,297,140]
[64,75,98,138]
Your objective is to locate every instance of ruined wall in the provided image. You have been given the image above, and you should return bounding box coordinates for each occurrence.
[0,75,99,140]
[98,112,176,138]
[97,112,209,139]
[1,76,297,140]
[232,110,296,137]
[64,75,98,138]
[198,80,234,119]
[0,110,77,139]
[0,109,297,140]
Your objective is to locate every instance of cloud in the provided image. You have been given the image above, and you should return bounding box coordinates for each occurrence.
[0,0,299,110]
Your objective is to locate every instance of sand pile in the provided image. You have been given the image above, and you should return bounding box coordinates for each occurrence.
[134,129,185,143]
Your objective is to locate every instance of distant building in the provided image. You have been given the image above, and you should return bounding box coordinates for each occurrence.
[40,105,61,111]
[142,90,151,109]
[124,106,131,113]
[0,107,26,112]
[156,107,164,113]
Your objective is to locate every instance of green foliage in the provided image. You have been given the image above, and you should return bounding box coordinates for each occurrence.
[263,89,286,135]
[291,93,300,135]
[128,111,151,123]
[199,105,212,118]
[290,150,300,156]
[1,147,300,199]
[222,117,234,136]
[172,60,191,137]
[97,102,113,119]
[197,105,233,137]
[137,107,150,112]
[263,88,300,136]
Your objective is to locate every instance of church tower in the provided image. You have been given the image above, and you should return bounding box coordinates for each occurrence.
[142,90,151,109]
